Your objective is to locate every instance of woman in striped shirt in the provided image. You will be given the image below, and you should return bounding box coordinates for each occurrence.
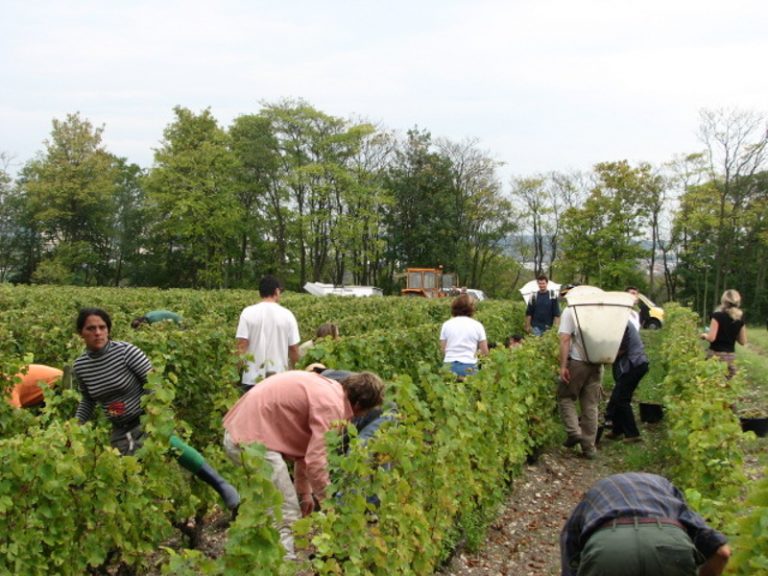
[73,307,239,511]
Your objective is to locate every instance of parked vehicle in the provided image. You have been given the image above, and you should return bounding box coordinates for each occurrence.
[637,293,664,329]
[304,282,383,297]
[401,267,455,298]
[401,268,485,300]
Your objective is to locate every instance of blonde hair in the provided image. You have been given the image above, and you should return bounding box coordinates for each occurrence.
[718,289,743,321]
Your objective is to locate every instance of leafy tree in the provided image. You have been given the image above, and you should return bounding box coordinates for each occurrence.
[558,161,649,288]
[698,108,767,309]
[437,137,515,289]
[340,126,395,288]
[384,128,458,274]
[325,123,392,287]
[257,99,368,287]
[144,107,240,288]
[229,114,284,285]
[0,153,18,281]
[510,170,587,281]
[661,152,709,302]
[510,176,548,274]
[19,113,118,284]
[111,159,146,286]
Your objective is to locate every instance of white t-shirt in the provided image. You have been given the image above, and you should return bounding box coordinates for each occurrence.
[440,316,487,364]
[558,307,588,361]
[236,302,301,384]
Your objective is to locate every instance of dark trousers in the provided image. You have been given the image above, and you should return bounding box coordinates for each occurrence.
[606,362,649,438]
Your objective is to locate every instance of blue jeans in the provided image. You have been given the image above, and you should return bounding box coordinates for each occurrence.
[446,362,478,377]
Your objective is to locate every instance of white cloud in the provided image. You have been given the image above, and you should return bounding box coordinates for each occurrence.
[2,0,766,181]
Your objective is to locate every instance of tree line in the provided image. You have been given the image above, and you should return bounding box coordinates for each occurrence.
[1,102,766,320]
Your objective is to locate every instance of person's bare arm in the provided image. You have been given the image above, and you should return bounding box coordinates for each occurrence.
[478,340,489,356]
[559,333,571,383]
[288,344,300,369]
[235,338,249,372]
[737,325,747,346]
[440,339,447,354]
[524,315,532,333]
[698,544,731,576]
[700,318,719,342]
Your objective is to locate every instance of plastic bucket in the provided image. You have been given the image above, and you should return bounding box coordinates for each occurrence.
[639,402,664,423]
[565,288,635,364]
[740,417,768,437]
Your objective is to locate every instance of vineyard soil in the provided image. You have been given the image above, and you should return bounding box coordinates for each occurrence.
[437,446,619,576]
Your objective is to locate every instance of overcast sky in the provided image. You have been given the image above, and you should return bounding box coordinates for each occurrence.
[2,0,766,184]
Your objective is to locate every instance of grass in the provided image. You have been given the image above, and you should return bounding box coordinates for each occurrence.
[735,325,768,416]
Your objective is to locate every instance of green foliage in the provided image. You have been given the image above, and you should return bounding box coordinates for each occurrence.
[655,303,745,522]
[144,106,241,288]
[0,285,558,573]
[729,473,768,574]
[558,161,651,288]
[7,285,765,574]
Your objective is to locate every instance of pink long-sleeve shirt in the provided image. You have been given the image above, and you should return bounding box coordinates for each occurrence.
[222,370,352,498]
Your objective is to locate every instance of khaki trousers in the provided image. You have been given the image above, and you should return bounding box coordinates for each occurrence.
[557,359,602,454]
[224,431,301,558]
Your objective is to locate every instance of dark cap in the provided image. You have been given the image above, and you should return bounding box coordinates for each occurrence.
[559,283,579,296]
[321,369,357,382]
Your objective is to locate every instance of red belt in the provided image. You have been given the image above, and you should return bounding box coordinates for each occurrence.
[599,516,684,531]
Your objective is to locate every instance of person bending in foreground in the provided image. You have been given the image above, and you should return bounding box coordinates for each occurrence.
[73,307,239,511]
[561,472,731,576]
[222,370,385,558]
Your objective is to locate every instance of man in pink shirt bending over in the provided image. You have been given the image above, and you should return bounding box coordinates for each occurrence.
[222,369,385,558]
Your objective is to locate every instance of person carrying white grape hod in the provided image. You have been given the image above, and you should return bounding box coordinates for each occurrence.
[557,285,601,459]
[222,370,385,559]
[73,307,240,513]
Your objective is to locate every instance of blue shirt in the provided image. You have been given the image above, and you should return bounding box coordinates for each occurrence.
[526,291,561,330]
[560,472,728,575]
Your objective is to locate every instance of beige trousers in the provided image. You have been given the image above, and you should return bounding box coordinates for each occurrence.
[557,359,603,454]
[224,431,301,558]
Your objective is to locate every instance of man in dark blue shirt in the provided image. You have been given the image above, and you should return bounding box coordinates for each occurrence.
[561,472,730,576]
[525,274,561,335]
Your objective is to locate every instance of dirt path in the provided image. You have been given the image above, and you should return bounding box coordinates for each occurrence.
[437,441,629,576]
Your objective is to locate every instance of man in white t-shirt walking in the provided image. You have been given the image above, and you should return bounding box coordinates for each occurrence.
[236,275,301,393]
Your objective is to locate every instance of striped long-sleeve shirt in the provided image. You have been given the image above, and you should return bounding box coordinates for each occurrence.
[73,340,152,428]
[560,472,728,575]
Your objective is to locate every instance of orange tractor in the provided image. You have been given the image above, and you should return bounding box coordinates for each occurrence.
[400,267,459,298]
